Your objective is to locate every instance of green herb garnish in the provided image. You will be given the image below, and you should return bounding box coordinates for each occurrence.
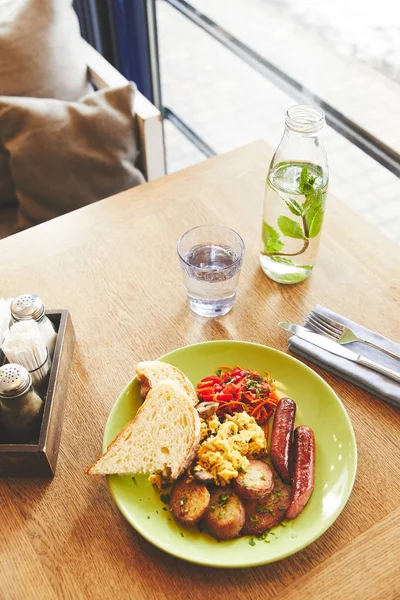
[160,493,170,505]
[249,515,259,524]
[218,494,230,506]
[249,538,256,546]
[257,506,274,515]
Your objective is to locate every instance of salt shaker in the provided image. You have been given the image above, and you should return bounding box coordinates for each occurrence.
[11,294,57,358]
[0,364,44,442]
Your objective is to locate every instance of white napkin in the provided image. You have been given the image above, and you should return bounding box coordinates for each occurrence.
[0,297,13,346]
[2,321,50,387]
[288,304,400,408]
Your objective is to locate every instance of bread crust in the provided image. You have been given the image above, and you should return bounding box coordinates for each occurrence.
[136,361,198,406]
[87,380,200,477]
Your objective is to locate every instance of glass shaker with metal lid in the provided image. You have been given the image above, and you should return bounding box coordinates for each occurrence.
[0,364,44,442]
[11,294,57,357]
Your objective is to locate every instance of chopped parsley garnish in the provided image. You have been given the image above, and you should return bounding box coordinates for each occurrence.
[131,476,137,485]
[146,516,150,519]
[249,538,256,546]
[257,506,274,515]
[249,515,259,524]
[162,507,167,511]
[218,493,230,506]
[216,369,222,377]
[160,494,170,505]
[180,532,184,537]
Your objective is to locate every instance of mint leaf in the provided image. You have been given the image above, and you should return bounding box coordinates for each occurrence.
[270,256,294,266]
[303,188,323,215]
[278,216,304,239]
[277,272,310,283]
[298,167,308,194]
[270,255,312,270]
[284,198,303,217]
[307,206,324,238]
[262,221,284,254]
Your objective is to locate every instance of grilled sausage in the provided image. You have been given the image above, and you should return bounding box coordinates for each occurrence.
[241,479,291,535]
[270,397,296,483]
[203,488,245,540]
[286,426,315,520]
[170,478,210,525]
[232,460,274,500]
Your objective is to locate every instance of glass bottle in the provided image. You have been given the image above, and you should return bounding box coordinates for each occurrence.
[10,294,57,357]
[260,105,329,284]
[0,364,44,443]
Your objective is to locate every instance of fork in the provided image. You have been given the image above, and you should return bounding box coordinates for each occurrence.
[305,311,400,362]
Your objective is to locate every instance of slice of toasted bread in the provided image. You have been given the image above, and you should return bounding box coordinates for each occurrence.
[87,381,201,478]
[136,360,198,406]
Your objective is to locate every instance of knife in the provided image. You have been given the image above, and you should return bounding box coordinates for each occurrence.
[279,322,400,383]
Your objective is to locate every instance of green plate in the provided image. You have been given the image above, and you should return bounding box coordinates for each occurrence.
[104,340,357,568]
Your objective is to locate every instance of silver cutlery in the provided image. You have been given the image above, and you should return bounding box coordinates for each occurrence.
[305,311,400,362]
[279,322,400,383]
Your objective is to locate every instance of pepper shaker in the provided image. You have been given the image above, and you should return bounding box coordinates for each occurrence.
[11,294,57,358]
[0,364,44,442]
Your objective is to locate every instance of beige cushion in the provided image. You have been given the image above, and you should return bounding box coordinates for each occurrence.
[0,0,92,206]
[0,147,16,206]
[0,84,145,223]
[0,0,91,100]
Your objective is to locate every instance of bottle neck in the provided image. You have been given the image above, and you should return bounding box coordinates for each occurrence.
[285,104,325,134]
[272,125,328,184]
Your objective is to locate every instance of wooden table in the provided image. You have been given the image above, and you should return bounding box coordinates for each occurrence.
[1,141,399,599]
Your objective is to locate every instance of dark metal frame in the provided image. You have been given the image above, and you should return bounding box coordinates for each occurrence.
[161,0,400,178]
[164,108,216,156]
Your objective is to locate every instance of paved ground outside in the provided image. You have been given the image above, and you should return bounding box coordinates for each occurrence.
[158,0,400,245]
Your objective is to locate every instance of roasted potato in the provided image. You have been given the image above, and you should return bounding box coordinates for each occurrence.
[203,487,245,540]
[241,479,291,536]
[170,478,210,525]
[232,459,274,500]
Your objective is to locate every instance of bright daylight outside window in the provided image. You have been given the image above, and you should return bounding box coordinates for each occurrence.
[157,0,400,244]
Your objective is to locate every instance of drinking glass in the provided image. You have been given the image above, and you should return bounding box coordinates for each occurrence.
[177,225,245,318]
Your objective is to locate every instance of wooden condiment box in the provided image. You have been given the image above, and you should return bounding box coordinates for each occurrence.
[0,310,75,477]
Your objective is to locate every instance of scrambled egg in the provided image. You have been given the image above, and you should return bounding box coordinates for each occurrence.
[194,412,267,486]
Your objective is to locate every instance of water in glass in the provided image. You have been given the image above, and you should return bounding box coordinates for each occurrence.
[182,243,242,317]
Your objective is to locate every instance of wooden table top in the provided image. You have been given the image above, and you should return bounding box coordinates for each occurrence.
[1,141,399,599]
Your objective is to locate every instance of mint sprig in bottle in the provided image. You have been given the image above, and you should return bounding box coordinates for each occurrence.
[260,105,329,284]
